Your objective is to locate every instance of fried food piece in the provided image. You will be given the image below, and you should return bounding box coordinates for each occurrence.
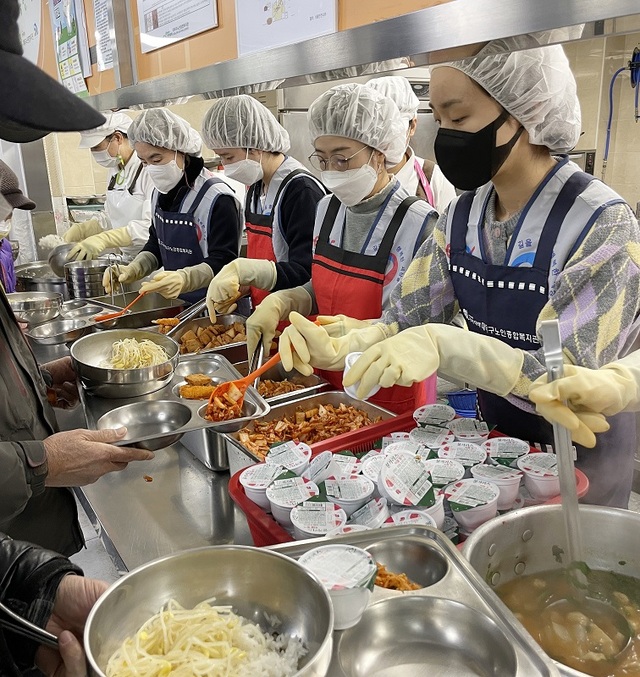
[184,373,212,387]
[152,317,180,334]
[257,379,304,399]
[179,385,216,400]
[204,383,245,421]
[178,321,247,354]
[375,563,421,591]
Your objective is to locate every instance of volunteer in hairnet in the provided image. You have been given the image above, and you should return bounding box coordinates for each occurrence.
[65,112,154,261]
[202,94,325,317]
[103,109,242,303]
[367,75,456,212]
[280,44,640,508]
[249,83,438,414]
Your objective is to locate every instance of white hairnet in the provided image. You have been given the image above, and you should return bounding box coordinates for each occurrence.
[433,43,581,153]
[308,83,407,164]
[367,76,419,123]
[128,109,202,156]
[201,94,290,153]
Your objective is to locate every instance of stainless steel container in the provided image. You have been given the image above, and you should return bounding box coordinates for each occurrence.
[169,314,248,364]
[7,291,62,324]
[64,260,109,299]
[26,318,91,345]
[47,243,75,277]
[462,504,640,677]
[15,261,69,300]
[84,545,334,677]
[90,291,184,330]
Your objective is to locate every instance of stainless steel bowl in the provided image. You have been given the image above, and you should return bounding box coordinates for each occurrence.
[26,318,90,345]
[336,596,517,676]
[97,400,192,450]
[64,260,110,299]
[7,291,63,324]
[70,329,179,398]
[15,261,69,300]
[84,545,334,677]
[48,243,75,277]
[60,303,104,319]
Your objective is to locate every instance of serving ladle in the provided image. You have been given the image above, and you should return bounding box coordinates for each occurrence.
[540,320,632,658]
[93,292,146,322]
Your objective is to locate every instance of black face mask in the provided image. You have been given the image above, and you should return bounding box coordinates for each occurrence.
[434,109,524,190]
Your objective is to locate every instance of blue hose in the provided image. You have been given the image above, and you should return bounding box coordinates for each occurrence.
[604,67,626,166]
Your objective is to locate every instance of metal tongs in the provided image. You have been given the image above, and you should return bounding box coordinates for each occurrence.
[107,253,127,307]
[0,599,58,649]
[166,297,208,337]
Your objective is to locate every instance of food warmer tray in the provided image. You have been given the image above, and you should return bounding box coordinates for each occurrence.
[88,291,184,330]
[78,353,270,448]
[270,526,560,677]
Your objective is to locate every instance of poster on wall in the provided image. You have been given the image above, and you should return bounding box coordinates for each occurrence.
[93,0,114,71]
[48,0,92,95]
[16,0,42,65]
[137,0,219,53]
[236,0,337,57]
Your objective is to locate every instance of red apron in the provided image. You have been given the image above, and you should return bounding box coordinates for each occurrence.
[245,168,310,307]
[311,195,432,415]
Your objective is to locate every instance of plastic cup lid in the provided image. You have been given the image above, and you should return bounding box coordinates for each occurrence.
[445,478,500,511]
[438,441,487,467]
[299,544,377,590]
[266,477,319,507]
[325,477,375,502]
[516,452,559,477]
[290,501,347,534]
[266,440,311,470]
[379,452,435,507]
[239,463,285,490]
[413,404,456,425]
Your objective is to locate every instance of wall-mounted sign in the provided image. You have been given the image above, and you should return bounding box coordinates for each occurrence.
[137,0,219,53]
[93,0,114,71]
[48,0,91,95]
[16,0,42,65]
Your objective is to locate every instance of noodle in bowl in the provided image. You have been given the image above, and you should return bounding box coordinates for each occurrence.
[84,545,334,677]
[70,329,179,398]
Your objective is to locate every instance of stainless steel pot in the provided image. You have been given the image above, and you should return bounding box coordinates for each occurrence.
[15,261,69,300]
[84,545,333,676]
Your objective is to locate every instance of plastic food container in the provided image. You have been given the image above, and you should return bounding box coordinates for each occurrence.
[470,463,523,510]
[238,463,285,510]
[331,453,362,479]
[422,458,466,488]
[326,523,372,536]
[481,437,530,467]
[265,477,320,527]
[298,544,377,630]
[378,452,436,508]
[290,501,347,540]
[413,404,456,427]
[361,454,385,496]
[516,453,560,500]
[381,431,411,449]
[343,352,381,401]
[383,509,437,528]
[447,418,491,443]
[383,440,431,460]
[265,440,312,476]
[437,441,487,469]
[409,425,455,450]
[302,450,341,485]
[349,497,390,529]
[445,479,500,531]
[325,477,376,516]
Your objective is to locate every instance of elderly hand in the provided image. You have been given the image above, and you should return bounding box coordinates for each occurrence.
[36,574,108,677]
[44,428,154,487]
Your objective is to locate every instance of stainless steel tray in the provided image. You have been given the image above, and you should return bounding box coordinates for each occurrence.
[224,391,394,466]
[169,314,248,364]
[78,353,271,448]
[270,526,560,677]
[89,291,184,330]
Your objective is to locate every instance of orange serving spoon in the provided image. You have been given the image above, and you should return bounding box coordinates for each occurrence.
[94,292,146,323]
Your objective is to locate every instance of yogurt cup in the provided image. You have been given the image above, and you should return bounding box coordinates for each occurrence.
[445,478,500,531]
[239,463,285,510]
[413,404,456,427]
[381,432,411,450]
[422,458,466,488]
[421,490,445,529]
[290,501,347,540]
[442,515,460,544]
[325,477,376,516]
[349,497,390,529]
[265,440,312,476]
[302,450,341,485]
[343,352,381,401]
[409,425,455,451]
[383,440,430,461]
[332,453,362,479]
[447,418,490,443]
[299,544,377,630]
[361,454,385,496]
[481,437,530,468]
[383,509,437,528]
[378,451,436,508]
[470,463,523,510]
[265,477,319,527]
[438,441,487,469]
[516,453,560,500]
[326,523,372,536]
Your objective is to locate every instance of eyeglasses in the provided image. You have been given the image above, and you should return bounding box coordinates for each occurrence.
[308,145,371,172]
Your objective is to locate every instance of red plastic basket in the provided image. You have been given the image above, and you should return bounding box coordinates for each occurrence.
[229,417,590,547]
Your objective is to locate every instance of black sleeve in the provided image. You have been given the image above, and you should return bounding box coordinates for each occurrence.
[0,533,82,675]
[204,194,242,276]
[141,221,162,261]
[272,177,325,292]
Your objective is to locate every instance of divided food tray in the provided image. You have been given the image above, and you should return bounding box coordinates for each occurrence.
[78,353,270,448]
[270,526,560,677]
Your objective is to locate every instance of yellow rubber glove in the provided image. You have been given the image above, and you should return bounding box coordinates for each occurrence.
[68,226,133,261]
[280,312,388,375]
[207,259,277,320]
[140,263,214,299]
[246,287,313,360]
[63,218,103,243]
[315,314,374,338]
[343,323,524,401]
[102,251,157,294]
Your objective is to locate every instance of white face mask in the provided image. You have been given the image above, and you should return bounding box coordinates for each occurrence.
[321,164,379,207]
[0,218,11,240]
[92,149,119,168]
[223,151,264,185]
[146,153,184,193]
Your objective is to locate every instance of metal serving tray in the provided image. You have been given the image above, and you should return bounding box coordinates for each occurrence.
[169,314,248,364]
[89,291,184,330]
[78,353,270,449]
[270,526,560,677]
